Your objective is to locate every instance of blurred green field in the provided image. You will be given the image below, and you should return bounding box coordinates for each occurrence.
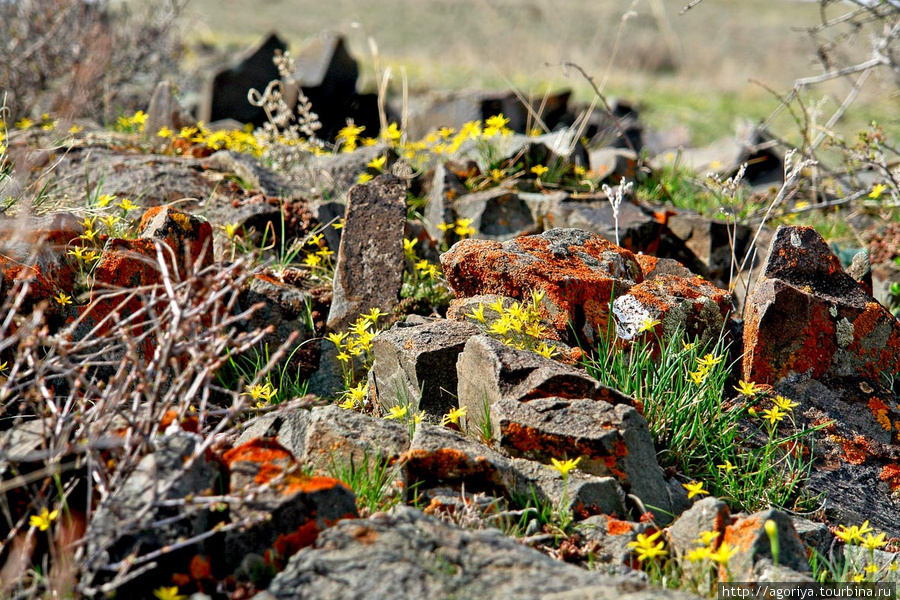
[183,0,899,145]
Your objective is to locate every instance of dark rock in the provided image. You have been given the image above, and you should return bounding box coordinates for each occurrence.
[204,32,287,126]
[508,458,628,518]
[370,320,481,421]
[453,187,537,241]
[790,516,833,559]
[588,147,640,182]
[488,397,675,523]
[88,430,222,587]
[575,515,653,566]
[265,506,692,600]
[546,197,663,254]
[423,162,468,243]
[666,497,731,562]
[326,174,407,332]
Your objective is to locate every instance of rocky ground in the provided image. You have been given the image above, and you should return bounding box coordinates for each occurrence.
[3,31,900,600]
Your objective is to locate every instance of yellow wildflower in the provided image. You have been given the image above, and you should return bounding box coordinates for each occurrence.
[717,460,737,473]
[638,317,661,334]
[454,218,476,237]
[686,547,711,562]
[861,532,888,550]
[761,406,787,425]
[157,126,174,139]
[683,481,709,499]
[467,303,487,323]
[245,382,277,403]
[15,117,33,130]
[441,406,467,426]
[773,395,799,411]
[735,380,761,396]
[549,456,581,478]
[54,292,73,306]
[531,164,549,178]
[117,198,138,212]
[96,194,116,208]
[869,183,888,199]
[403,238,418,255]
[29,507,58,531]
[153,587,186,600]
[834,521,874,544]
[304,254,322,267]
[367,155,387,171]
[357,173,374,184]
[709,542,737,565]
[628,530,668,562]
[384,405,408,420]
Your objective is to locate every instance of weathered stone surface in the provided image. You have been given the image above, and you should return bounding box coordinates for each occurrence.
[743,226,900,385]
[666,497,731,562]
[588,147,640,182]
[575,515,654,566]
[721,510,811,581]
[634,255,695,280]
[546,198,662,254]
[371,320,481,420]
[509,458,628,518]
[298,143,390,200]
[302,405,410,474]
[489,397,675,522]
[326,175,407,332]
[222,438,359,572]
[453,187,537,241]
[402,424,521,498]
[441,228,643,346]
[203,32,287,126]
[145,80,196,140]
[456,336,630,429]
[611,274,731,347]
[265,506,691,600]
[88,430,222,586]
[424,162,469,243]
[790,516,833,559]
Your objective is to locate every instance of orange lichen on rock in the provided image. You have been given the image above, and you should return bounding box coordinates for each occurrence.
[722,514,763,553]
[273,520,321,560]
[879,463,900,491]
[223,438,295,468]
[868,397,893,432]
[606,516,634,535]
[838,436,870,465]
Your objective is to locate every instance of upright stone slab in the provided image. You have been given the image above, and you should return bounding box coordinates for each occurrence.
[326,175,407,332]
[204,32,287,125]
[371,320,481,420]
[144,80,196,140]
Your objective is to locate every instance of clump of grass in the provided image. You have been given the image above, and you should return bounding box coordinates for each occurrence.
[325,451,405,517]
[584,324,824,514]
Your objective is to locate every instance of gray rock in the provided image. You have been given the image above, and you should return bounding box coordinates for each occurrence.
[574,515,653,566]
[456,336,630,432]
[490,397,674,523]
[87,430,221,580]
[666,497,731,561]
[509,458,628,518]
[453,187,537,241]
[424,162,468,243]
[547,197,661,254]
[303,404,410,474]
[298,143,389,200]
[588,147,640,182]
[235,410,311,458]
[370,320,481,421]
[265,506,681,600]
[790,516,833,559]
[722,510,810,581]
[326,174,407,332]
[144,80,196,140]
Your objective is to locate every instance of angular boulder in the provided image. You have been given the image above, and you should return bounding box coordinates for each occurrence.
[371,320,481,420]
[743,225,900,385]
[441,228,643,346]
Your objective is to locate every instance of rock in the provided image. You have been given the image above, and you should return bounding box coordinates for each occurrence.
[203,32,288,126]
[402,423,521,498]
[489,397,675,523]
[666,497,731,562]
[743,225,900,385]
[87,430,222,590]
[441,228,643,347]
[423,162,468,243]
[222,438,359,573]
[611,275,731,347]
[790,516,833,559]
[302,405,410,474]
[0,212,82,311]
[144,80,196,140]
[588,147,640,182]
[546,197,663,254]
[575,515,654,566]
[298,143,390,200]
[284,33,367,142]
[721,510,811,581]
[634,255,695,280]
[453,187,537,241]
[265,506,688,600]
[456,336,630,428]
[326,175,407,332]
[370,320,481,421]
[509,458,628,519]
[137,206,214,274]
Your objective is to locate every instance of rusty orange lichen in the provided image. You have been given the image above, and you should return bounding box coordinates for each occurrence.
[879,464,900,491]
[284,474,351,495]
[722,515,762,553]
[606,516,633,535]
[840,436,869,465]
[868,397,892,432]
[272,520,321,559]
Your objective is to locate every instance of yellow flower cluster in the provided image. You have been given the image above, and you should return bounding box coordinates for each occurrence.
[339,381,369,410]
[687,353,723,386]
[302,231,335,271]
[436,218,476,238]
[326,308,386,366]
[398,114,512,166]
[466,291,558,359]
[245,381,278,407]
[685,529,737,565]
[628,530,668,563]
[157,122,261,157]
